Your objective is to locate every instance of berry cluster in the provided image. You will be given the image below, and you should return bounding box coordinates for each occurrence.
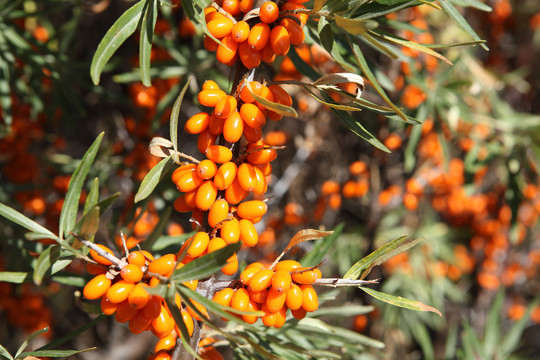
[212,259,320,327]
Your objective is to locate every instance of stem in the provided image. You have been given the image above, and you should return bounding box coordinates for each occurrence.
[74,234,127,269]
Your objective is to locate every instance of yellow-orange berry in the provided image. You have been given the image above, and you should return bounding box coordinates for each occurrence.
[248,22,271,51]
[195,180,218,210]
[89,244,115,266]
[259,2,279,23]
[171,163,197,186]
[291,307,307,320]
[300,284,318,312]
[261,304,277,326]
[142,295,162,320]
[260,42,276,63]
[239,42,262,69]
[185,112,210,134]
[208,199,230,229]
[231,20,250,42]
[216,35,239,64]
[187,231,210,258]
[248,268,274,292]
[240,264,264,285]
[209,111,225,135]
[186,299,209,321]
[198,89,226,107]
[197,129,217,153]
[83,274,111,300]
[207,17,234,39]
[270,25,290,56]
[242,299,259,324]
[223,111,244,143]
[266,287,287,313]
[100,295,118,315]
[148,254,177,277]
[239,0,254,12]
[248,288,268,304]
[271,270,292,292]
[273,306,287,328]
[180,309,194,337]
[240,103,266,129]
[214,95,237,119]
[212,288,234,307]
[246,143,277,164]
[129,310,152,334]
[120,264,144,283]
[286,283,303,310]
[202,79,220,90]
[237,163,258,192]
[115,300,138,323]
[154,332,177,353]
[214,162,237,190]
[86,262,107,276]
[152,304,175,338]
[238,219,258,247]
[220,217,240,244]
[231,288,250,311]
[176,171,204,193]
[237,200,268,220]
[197,159,217,180]
[106,280,135,304]
[224,178,248,205]
[206,145,233,164]
[221,253,239,275]
[242,123,263,142]
[280,18,304,45]
[274,260,301,273]
[239,81,262,103]
[128,283,151,309]
[207,236,227,253]
[291,267,320,285]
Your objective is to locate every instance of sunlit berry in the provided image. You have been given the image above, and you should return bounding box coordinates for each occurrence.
[89,244,115,266]
[300,284,318,312]
[285,283,303,310]
[259,2,279,23]
[248,22,271,51]
[206,145,233,164]
[106,280,135,304]
[236,200,268,220]
[238,219,258,247]
[248,268,274,292]
[83,274,111,300]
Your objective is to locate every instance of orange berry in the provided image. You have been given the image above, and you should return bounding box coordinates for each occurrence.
[100,296,118,315]
[202,80,220,90]
[238,219,258,246]
[129,310,152,334]
[300,284,318,312]
[212,288,234,307]
[183,189,198,209]
[153,351,172,360]
[254,162,272,176]
[86,262,107,276]
[224,178,248,204]
[186,299,209,321]
[115,300,138,323]
[239,81,262,103]
[280,18,304,45]
[221,253,239,275]
[83,274,111,300]
[197,159,218,180]
[198,89,226,107]
[260,42,276,64]
[152,304,175,338]
[274,260,301,273]
[239,0,254,12]
[266,287,287,313]
[209,111,225,135]
[204,35,219,51]
[271,270,292,292]
[89,244,115,266]
[237,163,258,191]
[254,84,274,112]
[240,264,264,285]
[143,295,163,319]
[248,22,271,51]
[106,280,135,304]
[207,17,234,39]
[268,85,292,107]
[185,112,210,134]
[291,307,307,320]
[197,129,217,153]
[259,2,279,23]
[214,95,237,119]
[231,21,250,42]
[214,162,238,190]
[120,264,144,283]
[248,288,268,304]
[174,195,193,213]
[220,217,240,244]
[231,288,250,311]
[291,267,320,285]
[176,170,204,193]
[204,7,219,21]
[239,42,262,69]
[246,142,277,164]
[252,166,268,195]
[222,0,241,15]
[148,254,177,277]
[285,283,303,310]
[181,309,194,336]
[242,122,263,142]
[248,268,274,292]
[154,332,177,352]
[187,231,210,258]
[261,304,277,326]
[171,163,197,186]
[195,180,218,210]
[128,283,151,309]
[206,145,233,164]
[270,25,290,56]
[349,160,367,175]
[223,111,244,143]
[281,2,308,25]
[240,103,266,129]
[128,250,154,267]
[207,237,227,253]
[273,306,287,328]
[237,200,268,220]
[208,199,230,228]
[216,35,239,64]
[242,299,259,324]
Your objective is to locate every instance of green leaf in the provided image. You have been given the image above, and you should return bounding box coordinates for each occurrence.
[15,327,50,359]
[37,315,106,351]
[139,0,158,86]
[301,223,344,267]
[33,246,62,286]
[309,305,374,318]
[483,288,503,355]
[134,155,175,203]
[170,76,193,153]
[439,0,488,51]
[164,287,194,352]
[141,206,171,251]
[245,80,298,118]
[90,1,145,85]
[0,271,32,283]
[59,132,104,239]
[0,202,58,240]
[83,178,99,215]
[0,344,13,360]
[360,287,442,316]
[335,15,378,35]
[171,242,241,282]
[78,206,100,242]
[0,57,13,127]
[18,348,96,359]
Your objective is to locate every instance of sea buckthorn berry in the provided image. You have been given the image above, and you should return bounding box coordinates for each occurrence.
[221,217,240,244]
[268,85,293,107]
[291,267,320,285]
[291,307,307,320]
[246,145,277,164]
[214,162,237,190]
[204,6,217,19]
[148,254,177,277]
[187,231,210,258]
[100,296,118,315]
[198,89,226,107]
[214,95,237,119]
[171,163,197,186]
[237,200,268,220]
[128,283,150,309]
[261,304,277,327]
[153,351,172,360]
[281,2,309,25]
[128,250,154,266]
[242,299,259,324]
[248,268,274,292]
[197,159,217,180]
[206,145,233,164]
[238,219,258,247]
[224,178,248,205]
[222,0,241,15]
[207,16,234,39]
[106,280,135,304]
[242,122,263,142]
[208,112,225,135]
[237,163,258,192]
[239,81,262,103]
[208,199,230,228]
[286,283,303,310]
[254,162,272,176]
[152,304,175,338]
[280,18,304,45]
[129,310,151,334]
[223,111,244,143]
[349,160,367,175]
[196,180,218,210]
[183,189,198,209]
[89,244,115,266]
[185,112,210,134]
[181,309,194,337]
[270,25,290,56]
[202,80,220,90]
[115,300,138,323]
[259,2,279,23]
[174,195,193,213]
[155,332,177,352]
[212,288,234,307]
[197,129,217,153]
[260,43,276,65]
[300,285,318,312]
[207,237,227,253]
[143,295,162,319]
[248,22,271,51]
[252,166,267,195]
[273,306,287,328]
[272,270,292,292]
[266,287,287,313]
[177,171,204,193]
[231,288,250,311]
[83,274,111,300]
[239,0,254,12]
[240,264,264,285]
[248,288,268,304]
[216,35,239,64]
[204,35,219,51]
[120,264,144,283]
[231,20,250,42]
[221,253,239,275]
[254,85,274,111]
[86,262,107,276]
[275,260,302,273]
[239,42,262,69]
[240,103,266,129]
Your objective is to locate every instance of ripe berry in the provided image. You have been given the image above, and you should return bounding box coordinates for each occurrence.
[100,295,118,315]
[197,129,217,153]
[300,284,318,312]
[220,217,240,244]
[273,306,287,328]
[180,309,194,337]
[216,35,239,64]
[207,17,234,39]
[206,145,233,164]
[214,95,237,119]
[261,42,276,63]
[83,274,111,300]
[86,262,107,276]
[202,80,220,90]
[221,253,239,275]
[154,332,177,352]
[240,264,264,285]
[291,267,320,285]
[231,288,250,311]
[128,283,151,309]
[248,288,268,304]
[239,42,262,69]
[271,270,292,292]
[198,89,226,107]
[89,244,115,266]
[176,170,204,193]
[115,300,138,323]
[208,199,230,228]
[120,264,144,283]
[238,219,258,247]
[285,283,303,310]
[223,111,244,143]
[214,162,237,190]
[259,2,279,24]
[240,103,266,129]
[187,231,210,258]
[243,123,263,142]
[106,280,135,304]
[197,159,217,180]
[207,237,227,253]
[224,178,248,204]
[212,288,234,307]
[204,35,219,51]
[291,307,307,320]
[129,310,152,334]
[237,200,268,220]
[280,18,304,45]
[265,287,287,313]
[239,0,254,12]
[148,254,177,277]
[270,25,290,56]
[274,260,301,273]
[195,180,218,210]
[143,295,163,320]
[151,304,175,338]
[171,164,197,186]
[185,112,210,134]
[231,21,250,42]
[248,22,271,51]
[248,268,274,292]
[261,304,277,326]
[237,163,258,192]
[246,144,277,164]
[209,112,225,135]
[242,299,259,324]
[239,81,262,103]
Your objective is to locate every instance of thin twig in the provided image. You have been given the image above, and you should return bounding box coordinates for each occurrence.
[72,233,127,268]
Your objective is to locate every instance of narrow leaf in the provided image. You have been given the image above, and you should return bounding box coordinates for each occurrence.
[0,271,32,283]
[361,287,442,316]
[18,348,96,358]
[139,0,158,86]
[245,80,298,117]
[170,76,193,153]
[170,242,241,282]
[73,206,100,249]
[335,15,378,35]
[15,327,50,359]
[0,344,13,360]
[0,58,13,127]
[83,178,99,215]
[439,0,488,51]
[134,155,175,203]
[33,246,62,286]
[37,315,106,351]
[0,202,57,239]
[286,229,334,251]
[90,1,145,85]
[59,132,104,239]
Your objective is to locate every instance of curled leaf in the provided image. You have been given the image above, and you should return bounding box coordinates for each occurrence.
[286,229,334,251]
[149,136,175,158]
[313,72,364,100]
